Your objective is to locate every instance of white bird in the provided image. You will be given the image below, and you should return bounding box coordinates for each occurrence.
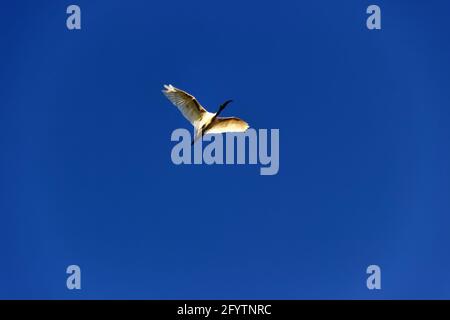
[162,84,249,144]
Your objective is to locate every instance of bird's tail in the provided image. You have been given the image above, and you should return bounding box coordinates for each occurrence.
[191,127,202,145]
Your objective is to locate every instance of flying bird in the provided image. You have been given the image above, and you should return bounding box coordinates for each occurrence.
[162,84,249,145]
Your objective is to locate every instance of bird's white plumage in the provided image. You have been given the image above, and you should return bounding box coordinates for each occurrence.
[205,117,249,134]
[162,84,249,142]
[162,84,212,126]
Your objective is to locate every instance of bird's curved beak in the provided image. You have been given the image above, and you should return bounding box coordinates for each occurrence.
[220,100,233,110]
[223,99,233,106]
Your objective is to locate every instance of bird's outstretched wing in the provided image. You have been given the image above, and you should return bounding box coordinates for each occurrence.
[206,117,250,134]
[162,84,208,126]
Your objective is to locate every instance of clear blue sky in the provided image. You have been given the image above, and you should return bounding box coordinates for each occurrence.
[1,0,450,299]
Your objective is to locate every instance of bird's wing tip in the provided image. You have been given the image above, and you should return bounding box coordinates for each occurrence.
[162,84,176,93]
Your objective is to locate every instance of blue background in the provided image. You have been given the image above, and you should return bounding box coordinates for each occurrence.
[1,0,450,299]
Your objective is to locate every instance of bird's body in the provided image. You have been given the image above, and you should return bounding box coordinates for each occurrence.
[162,84,249,144]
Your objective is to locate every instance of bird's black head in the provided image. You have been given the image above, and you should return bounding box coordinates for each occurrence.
[219,99,233,111]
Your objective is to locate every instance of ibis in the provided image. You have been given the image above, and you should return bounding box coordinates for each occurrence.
[162,84,249,145]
